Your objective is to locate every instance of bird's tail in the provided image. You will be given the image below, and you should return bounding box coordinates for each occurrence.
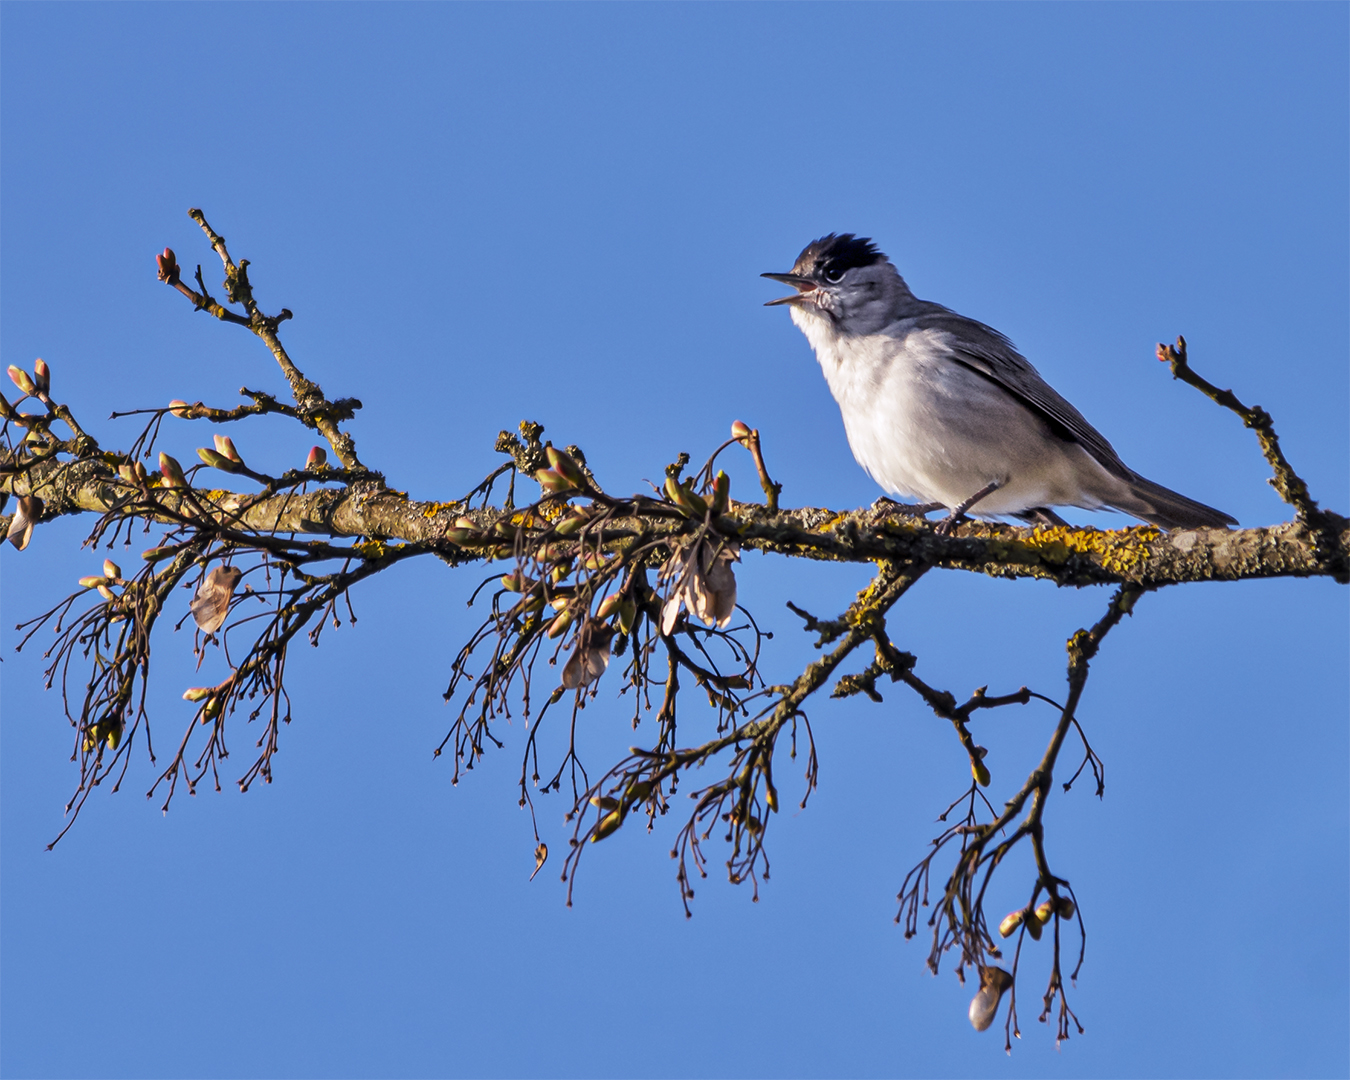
[1110,472,1238,530]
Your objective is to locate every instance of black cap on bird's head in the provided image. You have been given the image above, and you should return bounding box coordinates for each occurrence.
[762,233,887,305]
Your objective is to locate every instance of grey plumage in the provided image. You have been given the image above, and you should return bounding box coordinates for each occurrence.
[764,234,1236,531]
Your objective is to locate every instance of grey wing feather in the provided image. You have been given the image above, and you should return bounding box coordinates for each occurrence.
[911,310,1134,481]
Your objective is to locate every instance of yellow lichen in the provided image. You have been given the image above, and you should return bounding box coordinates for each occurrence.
[1022,525,1160,576]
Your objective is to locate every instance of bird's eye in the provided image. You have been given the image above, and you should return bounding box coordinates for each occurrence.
[823,265,846,283]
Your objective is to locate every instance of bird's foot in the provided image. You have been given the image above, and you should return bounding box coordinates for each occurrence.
[934,480,1004,536]
[872,496,946,517]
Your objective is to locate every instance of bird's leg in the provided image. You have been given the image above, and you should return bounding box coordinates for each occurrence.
[1013,507,1070,528]
[871,496,947,517]
[934,480,1003,536]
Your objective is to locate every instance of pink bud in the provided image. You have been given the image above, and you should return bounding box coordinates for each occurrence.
[213,434,241,462]
[306,446,327,469]
[7,366,35,396]
[168,400,192,418]
[156,248,180,284]
[32,359,50,395]
[158,452,186,488]
[731,420,752,445]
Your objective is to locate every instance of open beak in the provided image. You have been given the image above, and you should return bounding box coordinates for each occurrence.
[761,271,817,307]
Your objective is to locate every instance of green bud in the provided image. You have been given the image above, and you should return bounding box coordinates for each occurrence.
[197,447,241,473]
[7,366,36,396]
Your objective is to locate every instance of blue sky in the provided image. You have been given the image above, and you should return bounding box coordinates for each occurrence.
[1,4,1346,1078]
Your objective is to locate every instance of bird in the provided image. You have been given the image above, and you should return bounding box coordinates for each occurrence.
[763,234,1237,531]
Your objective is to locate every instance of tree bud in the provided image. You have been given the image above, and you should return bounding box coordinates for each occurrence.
[1023,909,1043,939]
[711,470,730,514]
[596,594,622,621]
[589,795,619,811]
[213,434,242,462]
[971,759,991,787]
[968,966,1013,1032]
[96,584,117,602]
[590,809,623,842]
[627,781,652,803]
[766,782,779,813]
[197,447,241,473]
[104,720,123,750]
[545,446,586,487]
[32,358,50,396]
[202,696,222,721]
[731,420,752,445]
[158,452,186,488]
[103,559,122,580]
[998,910,1024,938]
[500,571,530,592]
[7,366,35,396]
[546,609,575,639]
[182,687,212,702]
[156,247,180,284]
[118,463,137,485]
[306,446,327,470]
[534,467,573,494]
[134,461,147,482]
[1035,900,1055,924]
[664,476,708,517]
[617,598,637,636]
[78,575,107,589]
[168,399,193,418]
[1056,897,1076,921]
[554,511,588,536]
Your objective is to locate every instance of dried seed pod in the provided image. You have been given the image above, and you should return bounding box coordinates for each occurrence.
[6,495,42,551]
[189,565,243,633]
[968,966,1014,1032]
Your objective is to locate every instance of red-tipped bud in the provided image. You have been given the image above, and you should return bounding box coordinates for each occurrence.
[103,559,122,580]
[500,570,530,593]
[7,366,35,396]
[731,420,752,445]
[213,434,242,462]
[546,608,575,639]
[554,510,589,536]
[156,248,180,284]
[168,400,193,418]
[711,470,730,514]
[545,446,586,488]
[534,467,574,494]
[306,446,327,470]
[32,359,50,396]
[596,594,622,621]
[197,447,241,473]
[118,464,138,485]
[158,452,186,488]
[134,461,147,482]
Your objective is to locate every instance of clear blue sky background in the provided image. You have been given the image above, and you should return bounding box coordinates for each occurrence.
[2,4,1346,1078]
